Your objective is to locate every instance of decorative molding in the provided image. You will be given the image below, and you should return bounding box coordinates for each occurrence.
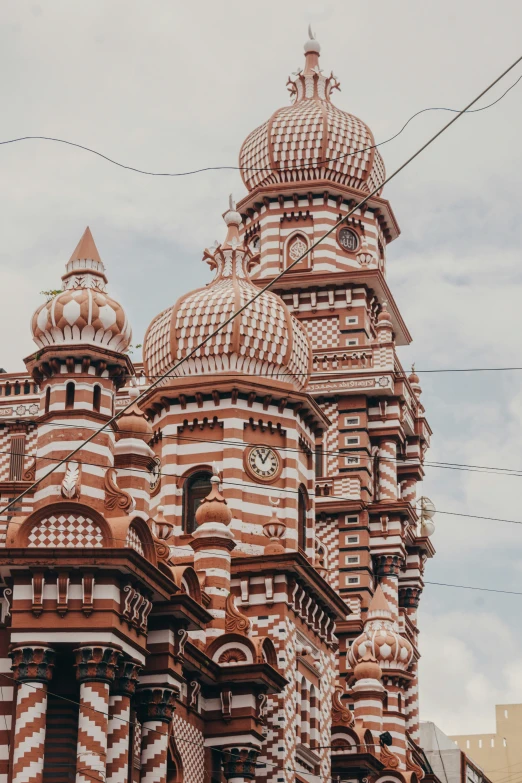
[57,572,70,617]
[61,460,81,500]
[32,571,45,617]
[81,573,95,616]
[380,742,401,769]
[225,592,251,634]
[104,467,135,514]
[332,687,354,726]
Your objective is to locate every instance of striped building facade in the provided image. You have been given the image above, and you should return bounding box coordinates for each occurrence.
[0,28,437,783]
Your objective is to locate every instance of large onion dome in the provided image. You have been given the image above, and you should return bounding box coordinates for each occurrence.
[239,28,385,194]
[348,585,413,673]
[31,227,132,352]
[143,199,312,390]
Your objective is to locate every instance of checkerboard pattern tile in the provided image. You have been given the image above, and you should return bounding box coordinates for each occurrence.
[27,513,104,547]
[316,517,339,592]
[320,401,339,476]
[126,525,144,556]
[0,431,10,482]
[172,713,204,783]
[303,317,339,352]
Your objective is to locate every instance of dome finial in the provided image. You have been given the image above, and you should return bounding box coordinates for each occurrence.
[223,194,242,247]
[304,24,321,72]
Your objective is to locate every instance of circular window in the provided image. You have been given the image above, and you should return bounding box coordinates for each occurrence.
[337,228,359,253]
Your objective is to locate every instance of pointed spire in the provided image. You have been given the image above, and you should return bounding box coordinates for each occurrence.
[69,226,102,264]
[62,226,107,289]
[366,584,393,622]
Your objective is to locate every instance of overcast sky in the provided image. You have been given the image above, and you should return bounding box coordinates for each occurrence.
[2,0,522,744]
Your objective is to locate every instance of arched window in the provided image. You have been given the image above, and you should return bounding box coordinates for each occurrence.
[398,693,402,712]
[14,382,20,396]
[298,486,308,552]
[183,470,213,534]
[44,386,51,414]
[93,385,101,413]
[5,383,11,397]
[65,382,75,410]
[23,381,30,395]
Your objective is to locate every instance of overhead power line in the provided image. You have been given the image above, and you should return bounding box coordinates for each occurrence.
[0,73,520,177]
[1,51,521,520]
[15,418,522,479]
[4,443,522,529]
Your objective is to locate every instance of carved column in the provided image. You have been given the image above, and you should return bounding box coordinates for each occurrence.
[74,645,122,783]
[374,553,403,618]
[106,660,142,783]
[137,687,177,783]
[9,646,55,783]
[222,746,260,783]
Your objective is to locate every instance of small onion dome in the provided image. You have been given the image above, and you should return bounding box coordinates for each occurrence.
[409,365,422,397]
[143,199,312,390]
[239,29,385,194]
[31,227,132,352]
[115,388,152,442]
[195,470,233,527]
[377,302,392,325]
[348,585,414,673]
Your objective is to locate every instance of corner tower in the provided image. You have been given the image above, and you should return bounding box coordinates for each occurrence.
[238,28,435,757]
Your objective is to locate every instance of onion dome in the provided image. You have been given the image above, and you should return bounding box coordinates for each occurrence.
[409,364,422,398]
[31,227,132,352]
[195,468,233,528]
[239,27,385,194]
[114,388,153,442]
[348,585,413,673]
[143,199,312,390]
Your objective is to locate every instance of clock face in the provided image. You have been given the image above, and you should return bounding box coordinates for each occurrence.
[245,445,280,483]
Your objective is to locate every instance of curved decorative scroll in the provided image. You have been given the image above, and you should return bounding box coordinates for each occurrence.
[104,468,135,514]
[380,742,401,770]
[406,749,425,780]
[332,687,354,726]
[61,461,81,500]
[225,592,251,634]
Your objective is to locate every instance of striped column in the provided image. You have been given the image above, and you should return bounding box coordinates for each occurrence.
[401,477,417,504]
[74,645,122,783]
[222,747,259,782]
[374,554,403,619]
[378,439,397,501]
[399,587,422,742]
[9,645,55,783]
[106,660,142,783]
[351,666,385,736]
[137,688,177,783]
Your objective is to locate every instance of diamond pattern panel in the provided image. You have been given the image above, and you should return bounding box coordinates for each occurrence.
[27,514,104,548]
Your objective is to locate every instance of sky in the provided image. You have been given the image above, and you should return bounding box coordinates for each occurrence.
[2,0,522,743]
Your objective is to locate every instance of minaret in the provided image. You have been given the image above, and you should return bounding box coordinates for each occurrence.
[25,227,133,515]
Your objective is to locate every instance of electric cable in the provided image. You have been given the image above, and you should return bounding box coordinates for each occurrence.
[3,445,522,529]
[0,73,520,178]
[17,417,522,478]
[4,54,521,520]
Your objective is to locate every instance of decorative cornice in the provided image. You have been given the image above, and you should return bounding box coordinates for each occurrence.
[113,660,142,697]
[222,747,259,781]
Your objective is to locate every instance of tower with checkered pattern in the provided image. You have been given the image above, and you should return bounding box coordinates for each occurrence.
[237,26,436,777]
[25,227,134,515]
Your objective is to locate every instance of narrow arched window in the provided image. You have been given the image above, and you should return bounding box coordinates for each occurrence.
[44,386,51,414]
[183,471,213,534]
[93,385,101,413]
[5,383,11,397]
[65,382,75,410]
[398,693,402,712]
[23,382,30,395]
[298,486,308,552]
[14,382,20,396]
